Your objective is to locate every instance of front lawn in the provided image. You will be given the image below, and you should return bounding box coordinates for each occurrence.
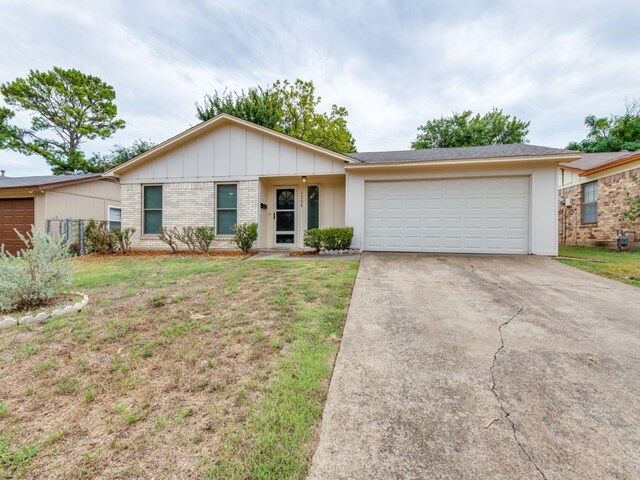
[557,246,640,287]
[0,256,358,479]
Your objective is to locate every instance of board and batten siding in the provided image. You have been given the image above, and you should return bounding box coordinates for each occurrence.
[119,124,345,183]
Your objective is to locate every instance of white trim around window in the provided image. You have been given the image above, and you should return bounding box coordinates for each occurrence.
[107,205,122,230]
[142,184,163,235]
[216,182,238,236]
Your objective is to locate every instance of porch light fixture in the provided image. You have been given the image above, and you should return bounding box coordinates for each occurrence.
[302,176,307,183]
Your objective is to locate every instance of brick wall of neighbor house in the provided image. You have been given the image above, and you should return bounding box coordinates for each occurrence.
[122,180,259,250]
[559,168,640,247]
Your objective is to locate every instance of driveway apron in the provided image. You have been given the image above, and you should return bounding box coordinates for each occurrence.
[308,253,640,480]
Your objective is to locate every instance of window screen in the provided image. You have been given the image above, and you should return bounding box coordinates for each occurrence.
[143,185,163,234]
[108,207,122,231]
[217,184,237,235]
[581,181,598,224]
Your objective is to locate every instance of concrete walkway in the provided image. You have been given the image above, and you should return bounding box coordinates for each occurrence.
[308,253,640,480]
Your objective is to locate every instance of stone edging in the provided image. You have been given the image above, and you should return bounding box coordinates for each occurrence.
[0,292,89,330]
[319,249,361,255]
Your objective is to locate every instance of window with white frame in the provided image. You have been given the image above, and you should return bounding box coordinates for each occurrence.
[216,184,237,235]
[143,185,163,234]
[108,206,122,230]
[581,181,598,224]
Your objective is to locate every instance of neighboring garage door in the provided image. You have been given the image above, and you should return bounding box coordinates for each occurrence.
[0,198,34,255]
[364,176,530,254]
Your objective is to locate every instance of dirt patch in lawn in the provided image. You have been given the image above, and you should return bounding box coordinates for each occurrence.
[1,294,80,317]
[0,256,357,479]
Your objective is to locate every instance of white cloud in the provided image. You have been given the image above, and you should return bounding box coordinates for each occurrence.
[0,0,639,175]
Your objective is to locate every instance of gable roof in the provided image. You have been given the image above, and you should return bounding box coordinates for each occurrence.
[104,113,358,177]
[559,151,640,175]
[0,173,103,190]
[347,144,575,164]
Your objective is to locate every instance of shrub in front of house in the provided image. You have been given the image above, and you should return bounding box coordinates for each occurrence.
[233,223,258,253]
[159,226,216,253]
[113,227,135,254]
[173,227,198,252]
[194,226,216,253]
[158,227,180,252]
[84,220,117,253]
[0,229,73,312]
[303,229,324,252]
[84,220,135,254]
[303,227,354,252]
[321,227,354,250]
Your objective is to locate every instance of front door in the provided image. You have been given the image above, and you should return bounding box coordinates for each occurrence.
[275,187,296,246]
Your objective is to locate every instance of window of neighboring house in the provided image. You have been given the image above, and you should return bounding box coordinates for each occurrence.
[216,184,237,235]
[143,185,163,234]
[307,185,320,230]
[108,206,122,230]
[582,181,598,224]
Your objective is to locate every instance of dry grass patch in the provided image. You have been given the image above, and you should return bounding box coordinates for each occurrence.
[0,256,357,479]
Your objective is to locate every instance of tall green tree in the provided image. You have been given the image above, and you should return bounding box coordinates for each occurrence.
[0,67,125,174]
[85,139,155,173]
[567,100,640,152]
[196,79,356,153]
[411,108,530,149]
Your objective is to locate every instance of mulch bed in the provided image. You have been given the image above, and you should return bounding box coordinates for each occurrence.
[289,251,319,257]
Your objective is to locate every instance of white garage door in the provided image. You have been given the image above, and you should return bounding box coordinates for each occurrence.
[364,177,530,254]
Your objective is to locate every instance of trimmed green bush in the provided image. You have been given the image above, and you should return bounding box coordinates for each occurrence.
[233,223,258,253]
[303,229,324,252]
[322,227,354,250]
[303,227,354,252]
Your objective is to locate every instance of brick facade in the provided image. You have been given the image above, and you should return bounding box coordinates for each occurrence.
[122,180,259,250]
[559,168,640,247]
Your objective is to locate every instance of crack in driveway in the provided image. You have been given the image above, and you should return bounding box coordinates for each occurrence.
[470,263,548,480]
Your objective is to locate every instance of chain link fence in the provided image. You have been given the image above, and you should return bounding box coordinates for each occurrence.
[45,218,87,255]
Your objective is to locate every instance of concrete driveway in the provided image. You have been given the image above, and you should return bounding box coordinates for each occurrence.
[308,253,640,480]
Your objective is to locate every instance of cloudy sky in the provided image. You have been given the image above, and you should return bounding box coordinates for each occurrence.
[1,0,639,176]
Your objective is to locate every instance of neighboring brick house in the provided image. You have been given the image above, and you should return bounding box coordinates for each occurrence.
[558,151,640,247]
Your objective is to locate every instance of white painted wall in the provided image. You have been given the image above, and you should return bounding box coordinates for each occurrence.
[345,163,560,256]
[119,124,345,184]
[258,175,345,248]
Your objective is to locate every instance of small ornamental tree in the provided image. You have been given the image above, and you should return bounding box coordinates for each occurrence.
[0,229,73,311]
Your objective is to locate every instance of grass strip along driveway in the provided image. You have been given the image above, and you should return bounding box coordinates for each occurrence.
[557,246,640,288]
[0,256,358,479]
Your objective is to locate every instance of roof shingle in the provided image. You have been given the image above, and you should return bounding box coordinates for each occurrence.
[558,151,640,172]
[347,144,575,164]
[0,173,101,189]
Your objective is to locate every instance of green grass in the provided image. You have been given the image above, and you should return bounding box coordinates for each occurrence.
[205,261,357,480]
[557,246,640,287]
[0,435,39,478]
[0,255,358,479]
